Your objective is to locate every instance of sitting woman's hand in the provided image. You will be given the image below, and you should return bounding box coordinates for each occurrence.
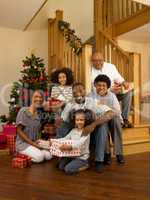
[43,101,49,111]
[59,144,72,151]
[33,142,43,149]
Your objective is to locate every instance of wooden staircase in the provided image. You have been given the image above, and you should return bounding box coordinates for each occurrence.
[48,1,150,155]
[94,0,150,155]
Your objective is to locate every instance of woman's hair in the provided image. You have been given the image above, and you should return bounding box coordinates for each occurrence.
[31,90,44,101]
[94,74,111,89]
[50,67,74,85]
[69,109,95,127]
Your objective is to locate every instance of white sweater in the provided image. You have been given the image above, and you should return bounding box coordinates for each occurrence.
[62,128,90,160]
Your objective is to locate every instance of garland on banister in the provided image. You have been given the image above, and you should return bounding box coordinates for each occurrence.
[58,20,82,55]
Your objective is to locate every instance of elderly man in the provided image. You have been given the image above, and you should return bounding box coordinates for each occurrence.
[91,51,133,128]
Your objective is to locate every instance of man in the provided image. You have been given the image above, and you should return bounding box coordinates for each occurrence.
[91,51,133,128]
[57,82,123,172]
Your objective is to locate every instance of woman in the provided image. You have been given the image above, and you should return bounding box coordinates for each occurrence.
[16,90,52,163]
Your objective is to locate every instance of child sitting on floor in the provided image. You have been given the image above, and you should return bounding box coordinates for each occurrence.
[57,109,95,174]
[41,121,56,140]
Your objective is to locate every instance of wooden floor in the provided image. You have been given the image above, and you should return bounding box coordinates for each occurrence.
[0,153,150,200]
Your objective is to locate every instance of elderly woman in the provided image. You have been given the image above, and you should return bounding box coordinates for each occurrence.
[16,90,52,163]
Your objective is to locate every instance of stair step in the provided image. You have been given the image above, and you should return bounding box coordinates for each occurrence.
[121,126,150,155]
[134,124,150,128]
[123,127,150,141]
[124,141,150,155]
[123,139,150,145]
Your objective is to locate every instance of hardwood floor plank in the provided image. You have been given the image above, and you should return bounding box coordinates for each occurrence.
[0,153,150,200]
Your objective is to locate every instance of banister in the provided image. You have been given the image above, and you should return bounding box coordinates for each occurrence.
[98,29,130,60]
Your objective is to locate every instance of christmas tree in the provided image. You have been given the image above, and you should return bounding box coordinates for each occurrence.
[8,82,22,123]
[21,54,48,90]
[8,54,49,122]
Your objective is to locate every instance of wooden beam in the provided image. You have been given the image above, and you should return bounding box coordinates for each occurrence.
[94,0,103,50]
[113,7,150,37]
[131,53,141,125]
[24,0,48,31]
[82,45,92,93]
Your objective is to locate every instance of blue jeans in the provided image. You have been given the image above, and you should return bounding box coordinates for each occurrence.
[90,123,109,162]
[59,157,89,174]
[90,117,123,162]
[108,116,123,155]
[117,90,132,120]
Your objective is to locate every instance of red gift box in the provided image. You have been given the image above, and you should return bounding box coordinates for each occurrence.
[12,153,32,168]
[3,124,16,135]
[49,98,63,111]
[15,153,32,166]
[6,135,16,155]
[0,134,7,149]
[12,157,27,168]
[49,98,62,106]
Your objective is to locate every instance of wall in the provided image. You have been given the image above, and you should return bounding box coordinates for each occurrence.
[0,27,48,115]
[28,0,93,41]
[118,39,150,94]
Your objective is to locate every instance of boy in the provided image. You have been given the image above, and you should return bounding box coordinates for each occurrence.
[88,74,125,165]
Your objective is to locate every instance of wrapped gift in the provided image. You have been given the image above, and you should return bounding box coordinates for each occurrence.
[49,98,62,106]
[120,83,134,94]
[49,98,63,111]
[15,153,32,166]
[3,124,16,135]
[12,153,32,168]
[50,139,81,157]
[12,157,27,168]
[6,135,16,155]
[0,134,7,149]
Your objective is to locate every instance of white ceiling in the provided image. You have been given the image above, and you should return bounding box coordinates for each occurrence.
[134,0,150,5]
[0,0,45,29]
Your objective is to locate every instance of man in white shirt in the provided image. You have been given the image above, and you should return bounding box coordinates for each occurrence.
[91,52,133,128]
[57,82,123,172]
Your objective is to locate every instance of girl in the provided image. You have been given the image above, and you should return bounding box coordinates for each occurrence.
[58,109,95,174]
[16,90,52,163]
[50,67,74,107]
[48,67,74,129]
